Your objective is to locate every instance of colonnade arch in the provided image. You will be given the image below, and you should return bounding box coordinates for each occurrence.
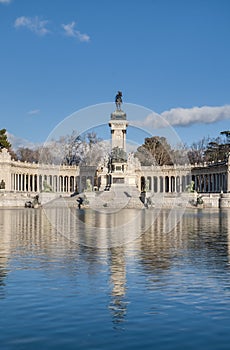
[11,172,77,193]
[192,173,227,193]
[141,174,191,193]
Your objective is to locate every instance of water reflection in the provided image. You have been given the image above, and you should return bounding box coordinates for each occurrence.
[138,208,230,297]
[0,207,230,319]
[108,247,127,326]
[44,206,156,248]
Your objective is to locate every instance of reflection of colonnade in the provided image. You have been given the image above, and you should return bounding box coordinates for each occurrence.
[1,206,230,319]
[139,208,230,274]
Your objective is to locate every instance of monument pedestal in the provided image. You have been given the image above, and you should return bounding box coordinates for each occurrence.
[219,193,230,208]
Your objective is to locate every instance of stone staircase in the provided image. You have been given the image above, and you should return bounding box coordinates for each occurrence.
[42,185,144,209]
[87,185,144,209]
[42,195,78,208]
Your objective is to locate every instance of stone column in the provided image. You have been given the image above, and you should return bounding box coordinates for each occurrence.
[32,175,35,192]
[73,176,76,192]
[53,176,56,192]
[217,173,220,192]
[201,175,204,192]
[162,177,165,193]
[212,174,215,192]
[172,176,176,193]
[194,176,198,192]
[60,176,63,192]
[29,175,32,192]
[168,176,171,193]
[220,174,223,192]
[11,173,14,191]
[147,176,153,191]
[228,169,230,192]
[57,176,59,192]
[213,174,216,192]
[208,174,211,192]
[157,177,160,193]
[203,175,206,192]
[66,177,69,192]
[17,174,20,191]
[177,176,180,193]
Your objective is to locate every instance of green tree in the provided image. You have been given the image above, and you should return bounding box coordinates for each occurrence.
[204,132,230,163]
[220,130,230,144]
[135,136,173,166]
[0,129,11,150]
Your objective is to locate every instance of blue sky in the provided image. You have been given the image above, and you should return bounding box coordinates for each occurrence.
[1,0,230,148]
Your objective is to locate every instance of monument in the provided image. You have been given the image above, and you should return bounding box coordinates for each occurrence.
[99,92,138,190]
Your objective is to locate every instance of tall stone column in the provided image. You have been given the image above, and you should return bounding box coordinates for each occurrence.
[168,176,171,193]
[32,174,35,192]
[227,154,230,192]
[17,174,20,191]
[194,176,198,192]
[213,174,217,192]
[109,114,128,151]
[204,175,207,192]
[217,174,220,192]
[208,174,211,192]
[162,177,165,193]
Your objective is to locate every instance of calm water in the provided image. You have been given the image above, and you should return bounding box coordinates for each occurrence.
[1,207,230,349]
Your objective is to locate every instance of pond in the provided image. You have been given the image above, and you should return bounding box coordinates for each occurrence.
[1,207,230,349]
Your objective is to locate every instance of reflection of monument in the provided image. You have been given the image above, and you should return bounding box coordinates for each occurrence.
[108,247,127,325]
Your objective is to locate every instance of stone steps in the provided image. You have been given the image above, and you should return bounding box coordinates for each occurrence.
[87,185,144,209]
[42,196,78,208]
[42,186,144,209]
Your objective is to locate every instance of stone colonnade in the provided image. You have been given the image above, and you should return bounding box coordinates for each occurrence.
[1,149,230,195]
[140,166,192,193]
[0,150,79,194]
[193,173,227,193]
[140,163,230,194]
[192,163,228,193]
[10,172,77,193]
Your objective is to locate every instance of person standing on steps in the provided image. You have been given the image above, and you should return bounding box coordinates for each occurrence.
[77,196,83,209]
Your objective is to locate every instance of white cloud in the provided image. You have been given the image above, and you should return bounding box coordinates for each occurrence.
[14,16,49,36]
[0,0,12,4]
[132,105,230,129]
[7,132,39,150]
[62,21,90,42]
[28,109,40,116]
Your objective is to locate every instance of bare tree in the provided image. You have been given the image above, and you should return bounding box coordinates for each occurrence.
[187,137,211,164]
[38,130,109,166]
[17,147,40,163]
